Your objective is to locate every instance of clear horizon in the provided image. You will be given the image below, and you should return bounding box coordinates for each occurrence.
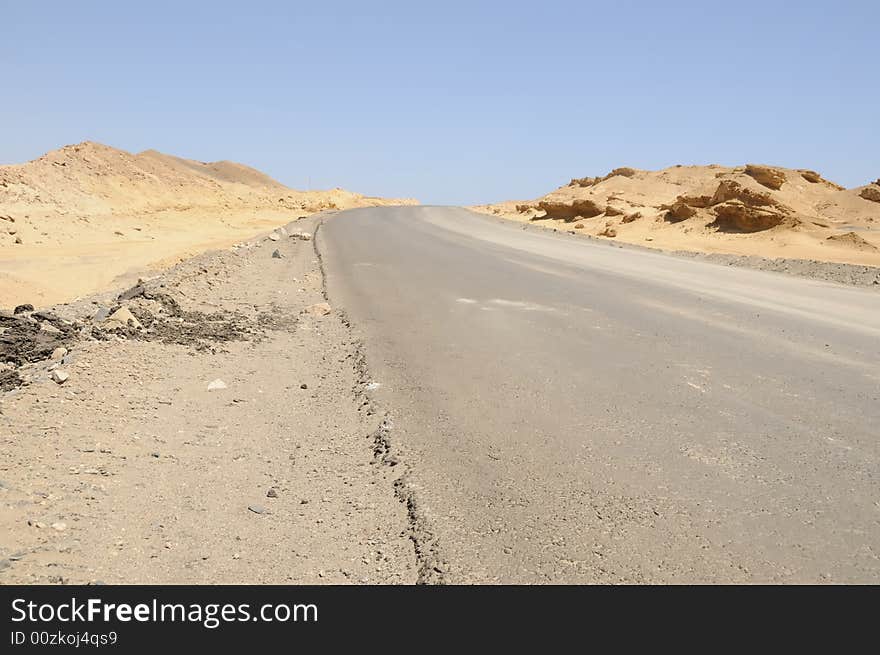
[3,0,877,205]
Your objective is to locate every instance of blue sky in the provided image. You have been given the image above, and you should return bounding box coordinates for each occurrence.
[2,1,877,204]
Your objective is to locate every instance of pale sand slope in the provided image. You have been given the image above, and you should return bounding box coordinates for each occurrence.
[0,142,417,307]
[473,165,880,267]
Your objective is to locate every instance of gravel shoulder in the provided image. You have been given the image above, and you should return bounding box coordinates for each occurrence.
[0,214,417,584]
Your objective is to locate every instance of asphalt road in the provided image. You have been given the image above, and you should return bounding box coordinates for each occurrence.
[320,206,880,583]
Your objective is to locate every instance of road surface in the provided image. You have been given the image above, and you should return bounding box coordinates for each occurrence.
[319,206,880,583]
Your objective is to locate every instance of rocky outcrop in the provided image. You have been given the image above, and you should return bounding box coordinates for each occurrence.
[744,164,786,190]
[711,203,792,232]
[676,194,713,208]
[655,180,794,233]
[476,163,880,264]
[663,200,698,223]
[536,198,604,221]
[710,180,779,207]
[799,169,846,190]
[708,180,792,232]
[569,176,600,188]
[859,185,880,203]
[607,167,638,179]
[569,167,638,188]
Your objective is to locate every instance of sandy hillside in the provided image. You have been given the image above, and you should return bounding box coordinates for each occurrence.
[0,142,417,307]
[473,165,880,267]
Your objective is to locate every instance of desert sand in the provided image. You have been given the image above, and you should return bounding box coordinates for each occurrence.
[0,142,416,307]
[473,164,880,267]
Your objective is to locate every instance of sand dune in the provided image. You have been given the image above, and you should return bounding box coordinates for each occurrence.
[0,142,416,306]
[473,164,880,267]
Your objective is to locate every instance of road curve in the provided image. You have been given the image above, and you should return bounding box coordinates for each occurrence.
[319,206,880,583]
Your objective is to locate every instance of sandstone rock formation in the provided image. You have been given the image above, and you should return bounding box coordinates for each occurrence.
[472,162,880,266]
[744,165,787,190]
[710,202,792,233]
[536,198,604,221]
[663,200,698,223]
[859,185,880,203]
[569,167,638,188]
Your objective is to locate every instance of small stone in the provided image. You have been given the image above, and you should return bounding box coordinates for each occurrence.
[300,499,309,505]
[13,303,34,315]
[300,383,308,389]
[266,488,278,498]
[272,249,283,259]
[248,505,267,515]
[51,347,68,361]
[303,302,331,317]
[118,283,147,301]
[51,370,69,385]
[51,522,67,532]
[293,232,312,241]
[102,307,142,330]
[268,232,281,241]
[207,379,227,391]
